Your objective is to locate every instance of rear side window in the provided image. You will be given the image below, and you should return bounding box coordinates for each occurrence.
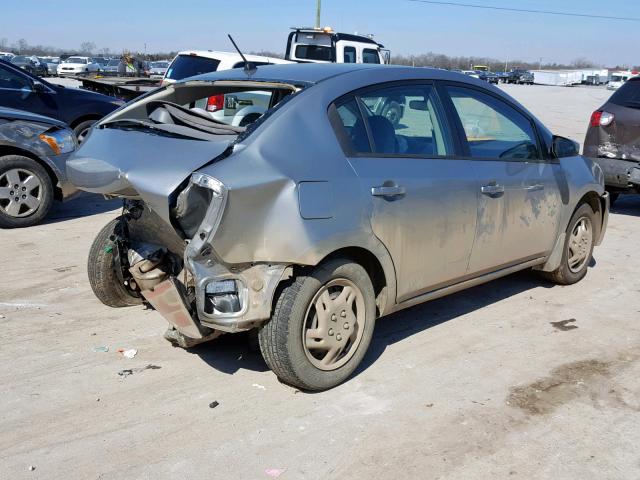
[362,49,380,64]
[333,84,452,156]
[446,85,541,160]
[295,45,333,62]
[0,64,31,90]
[344,46,356,63]
[609,79,640,108]
[165,55,221,81]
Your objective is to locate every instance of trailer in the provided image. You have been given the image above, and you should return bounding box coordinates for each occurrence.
[532,70,583,86]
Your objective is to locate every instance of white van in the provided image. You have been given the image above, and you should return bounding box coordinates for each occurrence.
[608,71,635,91]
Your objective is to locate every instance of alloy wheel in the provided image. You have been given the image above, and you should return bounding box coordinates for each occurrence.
[0,168,42,218]
[567,216,593,273]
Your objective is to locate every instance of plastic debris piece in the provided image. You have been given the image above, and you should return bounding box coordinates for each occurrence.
[122,349,138,359]
[0,314,5,319]
[28,466,36,471]
[118,364,161,378]
[209,401,220,409]
[252,383,266,390]
[92,346,109,353]
[265,468,286,478]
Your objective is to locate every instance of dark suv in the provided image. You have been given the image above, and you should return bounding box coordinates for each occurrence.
[0,59,123,141]
[584,77,640,204]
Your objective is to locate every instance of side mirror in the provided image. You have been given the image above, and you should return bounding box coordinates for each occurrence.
[552,135,579,158]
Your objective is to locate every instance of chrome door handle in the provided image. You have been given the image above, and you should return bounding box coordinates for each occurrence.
[481,184,505,196]
[371,185,406,197]
[525,184,544,191]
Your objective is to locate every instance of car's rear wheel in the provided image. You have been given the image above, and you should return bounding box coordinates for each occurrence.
[540,203,597,285]
[258,258,376,391]
[88,218,142,307]
[0,155,53,229]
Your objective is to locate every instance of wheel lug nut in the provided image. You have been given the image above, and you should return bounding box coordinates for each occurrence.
[9,191,14,195]
[331,313,336,321]
[21,194,26,199]
[343,323,349,330]
[340,310,346,318]
[336,334,342,341]
[14,184,18,189]
[328,329,334,336]
[14,197,19,201]
[21,187,26,191]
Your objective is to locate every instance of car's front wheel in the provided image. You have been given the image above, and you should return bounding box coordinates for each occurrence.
[73,119,97,144]
[540,203,597,285]
[0,155,53,228]
[259,258,376,391]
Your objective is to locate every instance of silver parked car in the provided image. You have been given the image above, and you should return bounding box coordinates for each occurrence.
[67,64,609,390]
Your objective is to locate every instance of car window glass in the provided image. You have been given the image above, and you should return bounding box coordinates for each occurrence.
[165,55,221,81]
[344,47,356,63]
[362,49,380,64]
[358,85,451,155]
[0,64,31,90]
[336,98,372,153]
[295,45,333,62]
[609,79,640,108]
[446,85,540,160]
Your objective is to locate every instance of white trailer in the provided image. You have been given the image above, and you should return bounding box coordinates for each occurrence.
[532,70,583,86]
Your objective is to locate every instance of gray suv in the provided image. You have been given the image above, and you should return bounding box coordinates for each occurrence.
[67,64,609,390]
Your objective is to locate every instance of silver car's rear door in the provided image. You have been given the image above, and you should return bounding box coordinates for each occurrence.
[331,82,478,303]
[441,84,563,274]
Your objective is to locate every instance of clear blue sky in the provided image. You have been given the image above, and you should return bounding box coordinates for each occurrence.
[1,0,637,65]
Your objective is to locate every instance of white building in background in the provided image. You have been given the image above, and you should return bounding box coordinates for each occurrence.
[531,69,609,86]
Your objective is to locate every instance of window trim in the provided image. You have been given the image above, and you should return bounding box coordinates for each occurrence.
[436,80,555,163]
[328,79,459,159]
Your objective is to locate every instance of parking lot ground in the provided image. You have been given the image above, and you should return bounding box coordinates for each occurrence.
[1,85,639,479]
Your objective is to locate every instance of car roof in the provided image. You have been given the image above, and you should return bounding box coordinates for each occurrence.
[180,63,519,89]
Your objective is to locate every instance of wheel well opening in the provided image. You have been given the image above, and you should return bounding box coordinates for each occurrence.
[323,247,388,315]
[70,114,102,130]
[0,146,62,201]
[577,191,603,237]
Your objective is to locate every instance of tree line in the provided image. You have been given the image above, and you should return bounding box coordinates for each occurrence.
[1,37,636,71]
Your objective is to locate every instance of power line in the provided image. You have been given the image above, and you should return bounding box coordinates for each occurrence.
[407,0,640,22]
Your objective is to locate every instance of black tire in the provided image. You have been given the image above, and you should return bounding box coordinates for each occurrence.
[258,258,376,391]
[88,218,142,307]
[539,203,598,285]
[73,119,97,144]
[239,113,261,127]
[0,155,54,228]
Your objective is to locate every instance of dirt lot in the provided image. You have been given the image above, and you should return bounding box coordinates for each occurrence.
[1,84,639,479]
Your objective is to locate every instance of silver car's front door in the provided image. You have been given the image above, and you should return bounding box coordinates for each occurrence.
[333,83,478,303]
[443,84,563,273]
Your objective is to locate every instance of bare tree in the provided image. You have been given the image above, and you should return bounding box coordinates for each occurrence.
[17,38,28,53]
[80,41,96,55]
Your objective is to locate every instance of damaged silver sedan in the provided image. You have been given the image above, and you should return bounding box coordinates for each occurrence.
[67,64,609,390]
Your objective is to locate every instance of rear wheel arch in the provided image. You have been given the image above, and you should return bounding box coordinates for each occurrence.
[575,191,603,239]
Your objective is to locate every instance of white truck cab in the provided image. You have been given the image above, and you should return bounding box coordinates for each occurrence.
[285,27,389,64]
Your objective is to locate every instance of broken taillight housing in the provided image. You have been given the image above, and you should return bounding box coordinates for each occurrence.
[590,110,615,127]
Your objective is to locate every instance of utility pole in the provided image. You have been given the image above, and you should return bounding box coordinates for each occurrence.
[315,0,321,28]
[539,57,542,70]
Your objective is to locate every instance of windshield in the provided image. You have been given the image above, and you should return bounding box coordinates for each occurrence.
[165,55,220,81]
[65,57,87,64]
[151,61,169,68]
[611,76,627,82]
[12,56,29,62]
[107,59,120,66]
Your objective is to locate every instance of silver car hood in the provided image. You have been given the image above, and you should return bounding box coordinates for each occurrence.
[66,128,234,224]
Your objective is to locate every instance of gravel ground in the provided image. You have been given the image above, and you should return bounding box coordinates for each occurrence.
[1,84,638,480]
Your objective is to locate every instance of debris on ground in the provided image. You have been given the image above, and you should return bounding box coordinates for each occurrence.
[252,383,266,390]
[28,465,36,471]
[550,319,578,331]
[117,348,138,358]
[118,364,161,378]
[92,346,109,353]
[0,314,5,319]
[265,468,286,478]
[53,265,76,272]
[426,403,434,408]
[209,401,220,409]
